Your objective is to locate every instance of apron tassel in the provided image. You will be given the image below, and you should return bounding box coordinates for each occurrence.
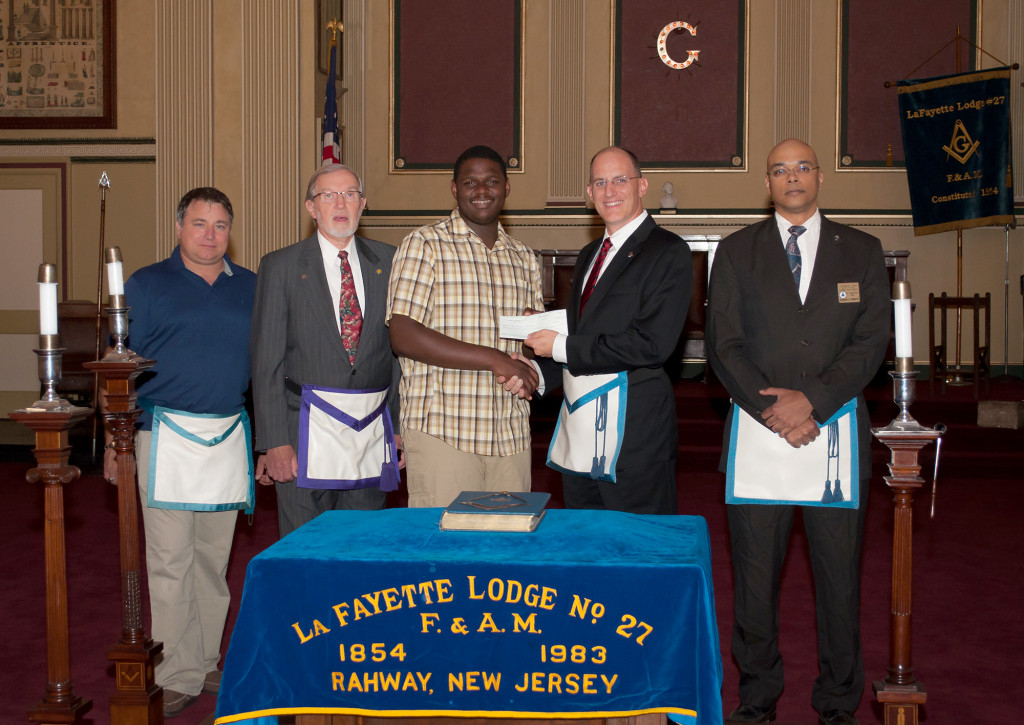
[378,461,400,492]
[832,478,844,503]
[821,480,834,504]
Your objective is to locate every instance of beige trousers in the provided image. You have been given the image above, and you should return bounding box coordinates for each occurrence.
[402,428,531,508]
[136,430,238,695]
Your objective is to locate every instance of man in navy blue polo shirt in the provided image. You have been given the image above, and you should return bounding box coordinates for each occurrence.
[104,187,256,718]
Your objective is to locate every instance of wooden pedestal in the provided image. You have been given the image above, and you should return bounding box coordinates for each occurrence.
[84,357,163,725]
[871,426,941,725]
[9,406,95,725]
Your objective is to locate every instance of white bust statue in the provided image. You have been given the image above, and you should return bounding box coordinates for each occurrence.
[660,182,678,210]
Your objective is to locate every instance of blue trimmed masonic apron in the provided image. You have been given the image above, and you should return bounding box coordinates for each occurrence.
[726,398,859,508]
[145,403,254,512]
[546,369,628,482]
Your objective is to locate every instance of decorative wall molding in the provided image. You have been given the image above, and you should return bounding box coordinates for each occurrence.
[341,0,368,183]
[155,0,215,260]
[774,0,812,145]
[240,2,301,267]
[0,138,155,159]
[547,0,587,205]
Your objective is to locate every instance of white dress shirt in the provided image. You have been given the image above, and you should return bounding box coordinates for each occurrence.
[551,211,651,363]
[774,210,820,304]
[317,231,366,334]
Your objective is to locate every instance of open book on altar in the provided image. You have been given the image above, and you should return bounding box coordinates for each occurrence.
[439,491,551,532]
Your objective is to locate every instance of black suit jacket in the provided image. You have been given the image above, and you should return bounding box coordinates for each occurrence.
[250,234,400,453]
[706,214,891,476]
[559,213,693,470]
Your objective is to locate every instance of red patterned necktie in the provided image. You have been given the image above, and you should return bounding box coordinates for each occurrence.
[579,237,612,315]
[338,250,362,365]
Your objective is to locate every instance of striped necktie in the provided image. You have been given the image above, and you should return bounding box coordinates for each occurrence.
[786,225,805,287]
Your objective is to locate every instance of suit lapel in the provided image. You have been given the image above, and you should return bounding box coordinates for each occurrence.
[353,236,384,362]
[569,238,599,328]
[299,236,347,358]
[755,219,803,303]
[805,216,842,306]
[578,215,656,325]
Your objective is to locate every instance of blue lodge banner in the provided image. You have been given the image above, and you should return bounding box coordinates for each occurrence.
[214,509,723,724]
[898,67,1014,235]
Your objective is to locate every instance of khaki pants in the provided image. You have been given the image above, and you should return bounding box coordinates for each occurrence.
[402,428,531,508]
[136,430,238,695]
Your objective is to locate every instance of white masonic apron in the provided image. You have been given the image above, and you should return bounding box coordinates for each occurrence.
[726,398,859,508]
[145,403,254,512]
[297,384,400,492]
[546,369,628,482]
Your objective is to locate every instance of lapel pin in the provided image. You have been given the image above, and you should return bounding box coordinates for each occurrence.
[376,268,382,275]
[301,273,307,280]
[627,251,635,258]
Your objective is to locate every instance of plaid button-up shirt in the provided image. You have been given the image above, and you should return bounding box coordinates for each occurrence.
[387,210,544,456]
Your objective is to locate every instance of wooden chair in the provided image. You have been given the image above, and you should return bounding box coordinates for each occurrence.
[56,300,108,407]
[928,292,991,397]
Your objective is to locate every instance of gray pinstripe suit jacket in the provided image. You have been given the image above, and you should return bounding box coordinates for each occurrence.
[250,234,400,453]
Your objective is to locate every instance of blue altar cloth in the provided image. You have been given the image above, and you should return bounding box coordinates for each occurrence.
[215,509,722,724]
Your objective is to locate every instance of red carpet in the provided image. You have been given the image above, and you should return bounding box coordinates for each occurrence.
[2,376,1021,724]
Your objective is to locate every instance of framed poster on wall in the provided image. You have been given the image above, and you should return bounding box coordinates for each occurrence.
[0,0,116,129]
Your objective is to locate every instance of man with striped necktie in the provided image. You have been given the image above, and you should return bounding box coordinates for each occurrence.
[707,139,891,725]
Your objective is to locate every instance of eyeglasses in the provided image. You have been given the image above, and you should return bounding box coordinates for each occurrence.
[768,164,819,178]
[314,190,362,203]
[590,175,641,189]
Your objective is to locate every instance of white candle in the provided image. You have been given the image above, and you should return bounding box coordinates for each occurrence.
[105,246,124,296]
[38,264,58,336]
[106,260,124,296]
[892,281,913,359]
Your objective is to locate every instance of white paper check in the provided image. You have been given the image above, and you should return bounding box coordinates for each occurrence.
[499,309,569,339]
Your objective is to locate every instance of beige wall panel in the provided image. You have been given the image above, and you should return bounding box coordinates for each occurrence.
[67,163,157,299]
[212,0,246,245]
[236,0,302,264]
[0,166,63,297]
[116,0,158,136]
[338,0,367,188]
[0,190,44,310]
[155,0,215,259]
[0,334,40,395]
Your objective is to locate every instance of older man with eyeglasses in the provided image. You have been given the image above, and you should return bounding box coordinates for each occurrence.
[707,139,891,725]
[251,163,404,537]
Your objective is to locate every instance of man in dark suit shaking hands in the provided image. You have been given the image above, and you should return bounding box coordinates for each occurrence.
[526,146,692,514]
[707,139,890,725]
[252,164,402,537]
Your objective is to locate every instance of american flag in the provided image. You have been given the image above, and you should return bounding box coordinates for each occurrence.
[322,41,341,166]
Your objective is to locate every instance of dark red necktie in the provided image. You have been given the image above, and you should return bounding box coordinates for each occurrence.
[338,250,362,365]
[579,237,612,315]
